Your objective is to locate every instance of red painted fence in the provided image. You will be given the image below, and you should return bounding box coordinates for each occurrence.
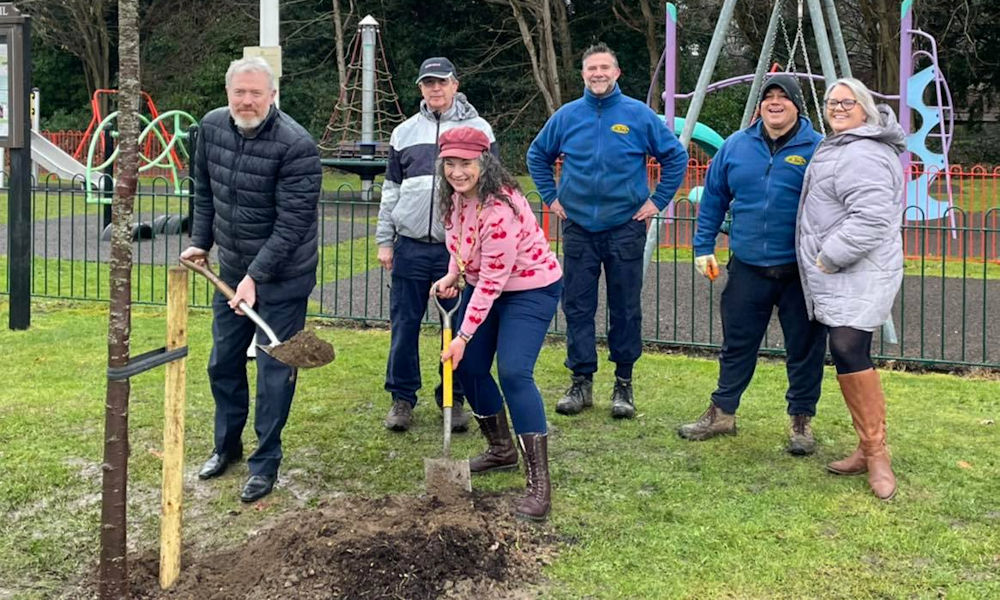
[39,130,182,179]
[643,154,999,263]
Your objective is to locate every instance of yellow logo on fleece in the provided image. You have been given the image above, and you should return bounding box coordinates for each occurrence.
[611,124,630,134]
[785,155,807,166]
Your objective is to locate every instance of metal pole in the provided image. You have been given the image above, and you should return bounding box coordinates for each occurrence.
[821,0,852,78]
[30,86,39,182]
[664,3,677,125]
[644,0,738,277]
[805,0,837,87]
[741,0,785,128]
[886,0,914,345]
[360,16,376,145]
[359,15,378,197]
[9,18,32,330]
[899,0,913,166]
[678,0,737,149]
[259,0,280,108]
[260,0,279,46]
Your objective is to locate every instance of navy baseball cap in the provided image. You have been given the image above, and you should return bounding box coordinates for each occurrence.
[415,57,457,83]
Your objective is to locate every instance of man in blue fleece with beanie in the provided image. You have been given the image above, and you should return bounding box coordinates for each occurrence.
[679,74,827,454]
[527,43,688,419]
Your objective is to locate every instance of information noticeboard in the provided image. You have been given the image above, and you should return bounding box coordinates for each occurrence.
[0,3,26,148]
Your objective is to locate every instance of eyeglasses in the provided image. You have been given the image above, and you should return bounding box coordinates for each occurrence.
[826,98,857,110]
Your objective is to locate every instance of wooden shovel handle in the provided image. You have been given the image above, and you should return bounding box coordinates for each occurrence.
[179,256,282,347]
[179,257,236,300]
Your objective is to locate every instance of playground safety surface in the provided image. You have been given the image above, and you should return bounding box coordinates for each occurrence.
[125,492,557,599]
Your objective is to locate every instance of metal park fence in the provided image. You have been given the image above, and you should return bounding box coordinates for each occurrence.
[2,172,998,370]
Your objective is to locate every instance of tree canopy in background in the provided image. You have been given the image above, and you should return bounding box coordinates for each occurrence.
[18,0,1000,166]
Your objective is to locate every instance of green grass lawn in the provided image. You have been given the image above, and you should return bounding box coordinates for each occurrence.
[1,300,998,598]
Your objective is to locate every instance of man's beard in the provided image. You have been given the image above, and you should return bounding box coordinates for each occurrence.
[230,109,265,130]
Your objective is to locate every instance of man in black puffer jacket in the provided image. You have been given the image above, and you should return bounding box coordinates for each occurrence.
[181,56,321,503]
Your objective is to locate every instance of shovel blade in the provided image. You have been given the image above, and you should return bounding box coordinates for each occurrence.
[259,330,336,369]
[424,457,472,496]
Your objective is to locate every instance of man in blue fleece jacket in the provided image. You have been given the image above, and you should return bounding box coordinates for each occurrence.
[679,74,827,455]
[527,43,688,419]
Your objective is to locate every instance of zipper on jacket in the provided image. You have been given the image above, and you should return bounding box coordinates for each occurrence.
[428,112,442,242]
[593,102,602,223]
[231,134,246,248]
[762,153,774,259]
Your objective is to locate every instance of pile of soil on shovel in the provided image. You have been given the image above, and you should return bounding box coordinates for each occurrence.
[127,493,558,600]
[269,329,336,369]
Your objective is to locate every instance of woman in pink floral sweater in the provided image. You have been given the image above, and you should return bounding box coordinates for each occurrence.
[432,126,562,521]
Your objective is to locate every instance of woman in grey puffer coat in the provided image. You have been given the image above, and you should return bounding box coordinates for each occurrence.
[796,77,905,501]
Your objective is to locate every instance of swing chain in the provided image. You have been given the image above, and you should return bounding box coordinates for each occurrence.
[784,0,826,134]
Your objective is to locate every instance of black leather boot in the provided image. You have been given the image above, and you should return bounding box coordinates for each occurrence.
[515,434,550,522]
[469,411,518,473]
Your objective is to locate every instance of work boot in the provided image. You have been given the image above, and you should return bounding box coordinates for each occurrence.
[469,411,518,473]
[555,375,592,415]
[838,369,897,500]
[787,414,816,455]
[435,384,469,433]
[449,402,470,433]
[677,403,737,440]
[826,446,867,476]
[383,399,413,432]
[515,434,550,522]
[610,377,636,419]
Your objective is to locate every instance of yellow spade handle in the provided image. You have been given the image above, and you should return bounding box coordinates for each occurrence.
[441,325,454,409]
[431,282,459,411]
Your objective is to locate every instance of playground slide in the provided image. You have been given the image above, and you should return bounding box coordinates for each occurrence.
[662,116,725,204]
[659,115,725,158]
[30,130,103,187]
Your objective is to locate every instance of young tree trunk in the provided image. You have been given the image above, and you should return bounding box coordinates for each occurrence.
[98,0,140,597]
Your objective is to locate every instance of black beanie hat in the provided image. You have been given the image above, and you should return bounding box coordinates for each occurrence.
[759,73,805,116]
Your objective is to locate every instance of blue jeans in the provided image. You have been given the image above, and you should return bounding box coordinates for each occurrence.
[455,280,562,435]
[561,219,645,376]
[712,256,827,416]
[385,236,463,406]
[208,289,307,478]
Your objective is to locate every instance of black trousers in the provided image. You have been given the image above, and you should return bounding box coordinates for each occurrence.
[385,236,463,407]
[208,288,307,478]
[561,219,645,376]
[711,256,827,416]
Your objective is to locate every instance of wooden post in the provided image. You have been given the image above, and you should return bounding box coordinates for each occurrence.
[159,266,188,589]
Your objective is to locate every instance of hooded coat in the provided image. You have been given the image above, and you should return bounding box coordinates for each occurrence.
[796,105,906,331]
[375,93,496,246]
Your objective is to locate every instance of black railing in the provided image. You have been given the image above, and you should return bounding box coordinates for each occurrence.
[2,177,998,369]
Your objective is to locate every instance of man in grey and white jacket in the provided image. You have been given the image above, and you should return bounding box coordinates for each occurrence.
[376,56,497,432]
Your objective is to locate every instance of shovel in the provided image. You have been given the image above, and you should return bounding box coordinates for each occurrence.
[180,257,335,369]
[423,285,472,496]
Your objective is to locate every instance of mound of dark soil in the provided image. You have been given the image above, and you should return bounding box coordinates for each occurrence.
[269,328,336,369]
[127,493,557,599]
